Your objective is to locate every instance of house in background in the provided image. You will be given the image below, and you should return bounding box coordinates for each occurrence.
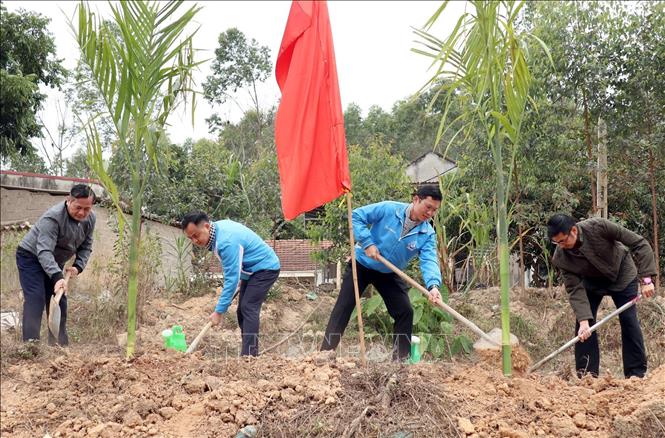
[406,151,457,185]
[206,239,338,288]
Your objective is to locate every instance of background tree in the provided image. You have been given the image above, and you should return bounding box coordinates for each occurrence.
[36,100,77,176]
[0,4,67,163]
[203,27,271,138]
[64,147,92,178]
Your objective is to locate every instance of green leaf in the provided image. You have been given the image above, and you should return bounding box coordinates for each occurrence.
[413,306,424,325]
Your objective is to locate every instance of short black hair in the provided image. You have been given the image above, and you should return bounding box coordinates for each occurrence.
[70,184,96,202]
[547,214,576,239]
[414,185,442,201]
[181,211,209,230]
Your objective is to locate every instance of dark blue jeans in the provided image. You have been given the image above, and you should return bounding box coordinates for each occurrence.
[575,278,646,378]
[16,248,68,345]
[237,269,280,356]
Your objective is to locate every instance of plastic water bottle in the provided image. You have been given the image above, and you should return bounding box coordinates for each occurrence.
[410,335,421,364]
[162,326,187,352]
[170,325,187,352]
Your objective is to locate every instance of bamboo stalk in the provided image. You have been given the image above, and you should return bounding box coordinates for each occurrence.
[529,295,642,373]
[126,195,142,359]
[346,192,367,366]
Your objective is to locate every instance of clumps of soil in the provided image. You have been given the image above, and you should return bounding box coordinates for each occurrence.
[2,345,664,438]
[476,345,532,374]
[0,350,345,438]
[446,361,665,437]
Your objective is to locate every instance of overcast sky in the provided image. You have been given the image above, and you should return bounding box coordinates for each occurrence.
[5,0,467,159]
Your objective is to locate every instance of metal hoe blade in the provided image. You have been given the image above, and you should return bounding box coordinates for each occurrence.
[47,271,71,343]
[48,290,64,341]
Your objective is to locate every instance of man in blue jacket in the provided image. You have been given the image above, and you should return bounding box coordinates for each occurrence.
[181,211,280,356]
[321,185,443,360]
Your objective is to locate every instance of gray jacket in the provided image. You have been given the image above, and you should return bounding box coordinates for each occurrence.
[18,201,96,282]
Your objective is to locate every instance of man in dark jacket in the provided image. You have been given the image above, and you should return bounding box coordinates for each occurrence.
[547,214,657,378]
[16,184,96,345]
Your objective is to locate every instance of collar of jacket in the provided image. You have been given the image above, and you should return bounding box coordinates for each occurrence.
[394,203,428,235]
[572,224,585,249]
[206,222,217,252]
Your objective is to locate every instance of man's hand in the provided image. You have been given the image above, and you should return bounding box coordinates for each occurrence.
[578,320,591,342]
[54,279,68,295]
[65,266,79,279]
[641,281,655,299]
[209,311,223,326]
[427,287,442,305]
[364,245,380,261]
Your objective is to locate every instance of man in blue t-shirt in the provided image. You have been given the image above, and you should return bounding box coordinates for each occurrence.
[321,185,444,360]
[181,211,280,356]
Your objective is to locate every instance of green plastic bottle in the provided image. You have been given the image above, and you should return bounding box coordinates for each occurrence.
[410,335,421,364]
[170,325,187,352]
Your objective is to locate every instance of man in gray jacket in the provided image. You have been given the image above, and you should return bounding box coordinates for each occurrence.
[16,184,96,345]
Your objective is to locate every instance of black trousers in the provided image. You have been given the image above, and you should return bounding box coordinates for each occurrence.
[321,261,413,360]
[575,279,646,378]
[16,249,68,345]
[237,269,279,356]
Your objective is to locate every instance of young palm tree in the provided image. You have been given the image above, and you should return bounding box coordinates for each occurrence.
[73,0,202,357]
[414,0,549,375]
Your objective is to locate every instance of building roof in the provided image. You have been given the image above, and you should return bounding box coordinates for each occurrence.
[0,170,99,184]
[408,151,456,167]
[207,239,333,273]
[0,170,104,197]
[406,151,458,183]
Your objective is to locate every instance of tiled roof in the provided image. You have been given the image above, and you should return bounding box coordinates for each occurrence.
[0,170,99,184]
[207,239,333,273]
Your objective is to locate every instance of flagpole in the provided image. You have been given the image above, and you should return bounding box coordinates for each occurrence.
[346,191,367,366]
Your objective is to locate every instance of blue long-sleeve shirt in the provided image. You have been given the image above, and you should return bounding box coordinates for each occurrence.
[353,201,442,290]
[210,220,280,313]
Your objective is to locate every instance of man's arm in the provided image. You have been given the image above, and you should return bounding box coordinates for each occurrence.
[215,241,243,314]
[601,219,657,277]
[351,202,386,249]
[418,232,442,290]
[73,216,96,273]
[35,217,65,282]
[561,270,594,322]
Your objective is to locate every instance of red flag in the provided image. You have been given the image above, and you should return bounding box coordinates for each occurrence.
[275,0,351,220]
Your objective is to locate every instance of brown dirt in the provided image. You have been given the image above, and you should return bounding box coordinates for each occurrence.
[1,346,663,438]
[477,345,532,374]
[2,284,664,437]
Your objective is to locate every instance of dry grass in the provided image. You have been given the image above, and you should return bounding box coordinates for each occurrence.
[257,362,461,437]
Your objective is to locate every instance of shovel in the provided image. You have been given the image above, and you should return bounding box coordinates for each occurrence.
[528,294,642,373]
[377,255,500,348]
[48,270,72,342]
[185,288,240,354]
